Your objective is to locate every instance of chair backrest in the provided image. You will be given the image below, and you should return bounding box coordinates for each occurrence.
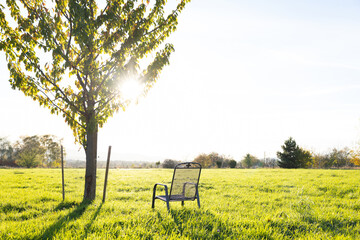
[169,162,202,200]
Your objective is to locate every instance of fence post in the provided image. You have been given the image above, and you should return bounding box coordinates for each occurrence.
[61,145,65,201]
[103,146,112,203]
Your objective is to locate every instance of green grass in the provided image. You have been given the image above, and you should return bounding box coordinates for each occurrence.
[0,168,359,239]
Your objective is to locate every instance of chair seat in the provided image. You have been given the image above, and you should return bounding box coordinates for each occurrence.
[156,195,195,202]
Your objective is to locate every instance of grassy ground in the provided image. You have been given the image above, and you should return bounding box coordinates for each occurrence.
[0,168,359,239]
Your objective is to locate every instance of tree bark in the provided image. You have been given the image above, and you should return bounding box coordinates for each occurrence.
[83,109,98,201]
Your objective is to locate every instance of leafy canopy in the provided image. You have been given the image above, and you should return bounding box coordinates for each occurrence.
[0,0,189,147]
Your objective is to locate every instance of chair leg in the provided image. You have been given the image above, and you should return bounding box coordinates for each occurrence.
[165,197,170,211]
[181,201,184,206]
[196,187,200,208]
[164,188,170,211]
[152,196,156,209]
[152,184,170,211]
[152,185,156,208]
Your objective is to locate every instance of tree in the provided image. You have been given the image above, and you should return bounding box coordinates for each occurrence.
[350,148,360,166]
[312,148,352,169]
[242,154,252,168]
[241,153,258,168]
[40,135,63,167]
[328,148,351,168]
[14,136,45,168]
[277,137,299,168]
[296,148,313,168]
[215,159,222,168]
[208,152,222,168]
[0,0,190,200]
[229,159,236,168]
[193,153,212,168]
[277,137,313,169]
[0,137,14,166]
[312,153,325,169]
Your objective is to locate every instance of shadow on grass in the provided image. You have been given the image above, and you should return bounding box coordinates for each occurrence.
[168,209,238,239]
[306,217,360,236]
[0,203,26,214]
[267,216,360,239]
[53,201,78,211]
[168,208,277,239]
[35,200,91,240]
[81,203,103,239]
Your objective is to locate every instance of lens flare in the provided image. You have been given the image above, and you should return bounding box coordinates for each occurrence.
[120,79,143,101]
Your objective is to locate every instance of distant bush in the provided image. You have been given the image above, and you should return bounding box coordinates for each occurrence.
[162,159,180,168]
[229,160,237,168]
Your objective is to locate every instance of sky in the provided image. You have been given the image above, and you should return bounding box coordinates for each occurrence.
[1,0,360,162]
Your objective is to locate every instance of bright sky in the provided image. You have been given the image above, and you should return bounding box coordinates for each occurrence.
[1,0,360,162]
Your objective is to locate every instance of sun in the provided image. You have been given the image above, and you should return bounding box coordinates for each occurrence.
[120,79,144,101]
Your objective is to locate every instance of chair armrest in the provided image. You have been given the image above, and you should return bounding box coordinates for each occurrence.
[154,183,168,189]
[153,183,169,197]
[152,183,170,210]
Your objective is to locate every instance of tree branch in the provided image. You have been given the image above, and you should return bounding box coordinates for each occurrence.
[34,81,86,129]
[11,45,86,117]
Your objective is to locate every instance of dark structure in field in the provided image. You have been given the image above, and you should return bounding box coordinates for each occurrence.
[152,162,201,211]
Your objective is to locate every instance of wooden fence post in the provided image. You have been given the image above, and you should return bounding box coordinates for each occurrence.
[103,146,112,203]
[61,145,65,201]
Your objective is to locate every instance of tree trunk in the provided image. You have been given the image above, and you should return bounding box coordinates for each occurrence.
[84,110,98,201]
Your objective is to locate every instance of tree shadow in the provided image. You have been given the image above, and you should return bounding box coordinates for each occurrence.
[34,200,91,240]
[81,203,103,239]
[168,208,237,239]
[53,201,78,211]
[305,216,360,236]
[266,215,360,239]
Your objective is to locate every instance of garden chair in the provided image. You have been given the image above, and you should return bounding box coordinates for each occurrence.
[152,162,202,211]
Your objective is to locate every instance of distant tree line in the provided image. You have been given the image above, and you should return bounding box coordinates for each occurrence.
[189,152,277,169]
[0,135,63,168]
[66,160,156,169]
[179,137,360,169]
[277,137,360,169]
[2,135,359,169]
[159,154,238,169]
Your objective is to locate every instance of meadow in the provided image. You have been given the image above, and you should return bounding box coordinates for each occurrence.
[0,168,359,239]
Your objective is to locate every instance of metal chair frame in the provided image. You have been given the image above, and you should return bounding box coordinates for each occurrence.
[152,162,202,211]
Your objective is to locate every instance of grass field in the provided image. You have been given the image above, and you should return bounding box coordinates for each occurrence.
[0,168,359,239]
